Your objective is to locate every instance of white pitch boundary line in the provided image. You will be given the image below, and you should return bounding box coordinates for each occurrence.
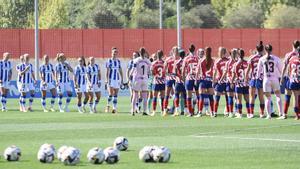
[191,135,300,143]
[190,123,300,137]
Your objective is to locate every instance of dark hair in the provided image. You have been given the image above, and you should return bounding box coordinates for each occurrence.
[239,49,245,59]
[265,44,272,53]
[179,50,185,59]
[189,44,195,53]
[112,47,117,50]
[140,47,146,57]
[297,46,300,54]
[256,41,264,52]
[205,47,212,70]
[157,50,163,59]
[80,56,86,66]
[293,40,300,49]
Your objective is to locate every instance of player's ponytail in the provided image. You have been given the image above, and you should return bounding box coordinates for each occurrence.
[189,44,195,54]
[81,56,86,66]
[157,50,164,60]
[265,44,272,60]
[179,49,185,59]
[239,49,245,60]
[293,40,300,49]
[256,41,264,52]
[205,47,212,70]
[140,47,146,57]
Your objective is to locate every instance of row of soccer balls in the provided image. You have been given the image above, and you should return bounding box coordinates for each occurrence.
[2,137,171,165]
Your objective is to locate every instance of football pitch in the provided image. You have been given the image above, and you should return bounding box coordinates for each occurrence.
[0,97,299,169]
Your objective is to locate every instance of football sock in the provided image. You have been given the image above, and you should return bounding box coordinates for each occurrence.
[275,94,283,116]
[41,97,46,109]
[147,97,153,112]
[107,95,112,106]
[208,94,214,113]
[260,104,265,115]
[265,97,272,116]
[152,97,157,111]
[50,95,55,108]
[163,96,169,110]
[1,94,7,109]
[214,95,221,113]
[284,95,291,115]
[58,95,63,110]
[113,95,118,109]
[29,93,34,108]
[142,92,148,112]
[246,102,250,114]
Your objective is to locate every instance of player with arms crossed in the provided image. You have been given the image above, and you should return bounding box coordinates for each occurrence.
[105,47,124,114]
[86,57,102,113]
[257,45,283,119]
[55,53,73,112]
[150,50,166,116]
[39,54,56,112]
[0,52,12,112]
[126,51,139,109]
[280,40,300,118]
[212,47,229,116]
[196,47,215,117]
[74,56,88,113]
[231,49,250,118]
[245,41,265,118]
[130,47,151,116]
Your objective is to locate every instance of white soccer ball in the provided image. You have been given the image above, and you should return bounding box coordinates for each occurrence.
[152,146,171,163]
[104,147,120,164]
[113,136,129,151]
[139,146,155,163]
[61,147,81,166]
[3,145,21,161]
[37,144,55,163]
[57,145,68,162]
[87,147,105,164]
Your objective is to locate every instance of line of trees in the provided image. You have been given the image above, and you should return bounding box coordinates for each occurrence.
[1,0,300,29]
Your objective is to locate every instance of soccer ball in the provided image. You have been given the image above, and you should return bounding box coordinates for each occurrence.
[103,147,120,164]
[113,136,129,151]
[139,146,156,163]
[3,145,21,161]
[37,144,55,163]
[57,145,68,162]
[87,147,105,164]
[61,147,81,166]
[152,146,171,163]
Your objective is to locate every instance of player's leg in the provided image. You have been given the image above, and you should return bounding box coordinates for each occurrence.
[131,90,138,115]
[235,91,243,118]
[0,87,8,111]
[159,89,165,115]
[243,87,251,118]
[49,88,56,112]
[147,85,153,114]
[141,90,148,115]
[249,86,256,116]
[20,91,27,112]
[264,92,272,119]
[163,81,172,115]
[151,88,159,116]
[112,88,119,113]
[213,83,222,116]
[106,86,113,113]
[94,91,101,113]
[173,83,181,116]
[77,91,83,113]
[208,88,215,117]
[65,83,72,112]
[82,91,89,113]
[272,81,283,118]
[283,77,292,117]
[28,89,35,112]
[41,89,48,112]
[293,90,300,120]
[57,83,65,112]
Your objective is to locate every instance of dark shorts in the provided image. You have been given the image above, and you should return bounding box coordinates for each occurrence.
[235,86,249,94]
[200,80,212,89]
[153,84,165,91]
[249,79,256,88]
[255,79,263,89]
[283,76,291,90]
[289,82,300,90]
[214,83,226,93]
[166,80,176,88]
[175,83,186,93]
[185,80,197,91]
[226,83,235,92]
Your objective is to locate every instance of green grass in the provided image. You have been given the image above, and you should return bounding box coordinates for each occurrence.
[0,97,299,169]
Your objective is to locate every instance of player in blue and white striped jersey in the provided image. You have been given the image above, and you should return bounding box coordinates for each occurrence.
[0,52,12,111]
[55,53,73,112]
[105,47,124,114]
[126,52,140,110]
[39,54,56,112]
[73,56,88,113]
[16,54,37,112]
[87,57,102,113]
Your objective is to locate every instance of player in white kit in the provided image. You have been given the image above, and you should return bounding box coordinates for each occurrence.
[74,56,88,113]
[0,52,12,111]
[257,44,283,119]
[129,47,151,116]
[105,47,124,114]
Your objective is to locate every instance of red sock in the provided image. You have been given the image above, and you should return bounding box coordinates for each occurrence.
[284,102,290,115]
[214,101,219,113]
[225,95,229,113]
[198,99,204,113]
[174,98,179,107]
[152,98,157,111]
[160,98,164,112]
[187,98,193,115]
[163,97,169,110]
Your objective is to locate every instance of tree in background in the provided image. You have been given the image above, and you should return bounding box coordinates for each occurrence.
[223,4,264,28]
[264,4,300,28]
[39,0,68,28]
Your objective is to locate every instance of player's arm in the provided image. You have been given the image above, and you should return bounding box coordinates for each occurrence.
[55,66,60,85]
[8,67,12,81]
[65,62,73,73]
[39,67,45,84]
[245,61,251,83]
[31,68,36,84]
[256,59,263,80]
[73,67,79,88]
[126,66,132,83]
[280,57,288,84]
[181,60,186,79]
[212,64,217,84]
[196,61,201,80]
[20,65,30,75]
[119,67,124,84]
[219,63,228,82]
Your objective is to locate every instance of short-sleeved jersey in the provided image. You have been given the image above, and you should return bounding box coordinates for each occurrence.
[151,60,165,84]
[74,65,87,86]
[288,55,300,83]
[127,59,134,70]
[132,57,151,80]
[198,58,215,81]
[257,55,283,81]
[17,63,34,84]
[164,56,176,81]
[182,55,199,80]
[214,57,229,83]
[232,60,248,87]
[55,62,71,83]
[16,63,25,83]
[106,58,121,81]
[247,54,262,80]
[39,63,54,83]
[225,59,236,83]
[87,64,100,85]
[284,51,298,76]
[0,60,12,82]
[173,58,184,83]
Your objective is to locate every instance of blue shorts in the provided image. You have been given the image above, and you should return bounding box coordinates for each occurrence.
[175,83,186,93]
[235,86,249,94]
[249,79,256,88]
[153,84,165,91]
[255,79,263,89]
[214,83,226,93]
[226,83,235,92]
[185,80,197,91]
[283,76,291,90]
[166,80,175,88]
[200,80,212,89]
[289,82,300,90]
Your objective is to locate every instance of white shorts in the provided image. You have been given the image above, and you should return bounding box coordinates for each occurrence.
[263,79,280,93]
[57,82,72,94]
[87,84,101,93]
[75,84,87,93]
[18,83,35,93]
[132,79,148,92]
[40,82,55,91]
[0,81,10,89]
[108,80,121,89]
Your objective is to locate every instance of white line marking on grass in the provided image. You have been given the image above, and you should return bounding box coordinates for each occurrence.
[190,123,300,137]
[191,135,300,143]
